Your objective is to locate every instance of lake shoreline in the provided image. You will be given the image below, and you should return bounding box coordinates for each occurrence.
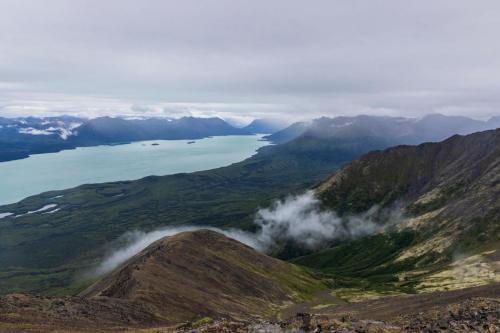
[0,135,268,206]
[0,133,267,163]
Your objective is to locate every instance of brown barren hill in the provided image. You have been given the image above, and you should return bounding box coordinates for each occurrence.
[0,230,322,331]
[80,229,323,323]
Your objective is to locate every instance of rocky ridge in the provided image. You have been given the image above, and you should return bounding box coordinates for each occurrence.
[310,129,500,292]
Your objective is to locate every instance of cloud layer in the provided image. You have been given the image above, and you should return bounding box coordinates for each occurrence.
[93,226,262,275]
[1,1,500,120]
[254,191,402,249]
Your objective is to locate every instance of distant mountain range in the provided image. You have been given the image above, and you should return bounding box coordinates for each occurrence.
[0,116,253,162]
[265,113,500,144]
[72,116,250,144]
[1,113,498,162]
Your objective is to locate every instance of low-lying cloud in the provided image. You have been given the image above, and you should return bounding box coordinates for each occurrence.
[93,226,260,276]
[255,191,402,250]
[93,191,403,275]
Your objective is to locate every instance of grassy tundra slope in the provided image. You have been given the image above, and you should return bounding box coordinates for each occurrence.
[293,129,500,294]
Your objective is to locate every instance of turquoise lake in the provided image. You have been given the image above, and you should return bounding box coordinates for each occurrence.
[0,135,268,205]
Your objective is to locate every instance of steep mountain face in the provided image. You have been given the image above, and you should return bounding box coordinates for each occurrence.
[242,119,288,134]
[317,128,500,222]
[0,230,322,331]
[295,129,500,293]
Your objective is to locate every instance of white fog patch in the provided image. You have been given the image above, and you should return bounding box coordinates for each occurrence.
[18,127,53,136]
[49,122,82,140]
[92,191,403,277]
[93,226,261,276]
[254,191,403,250]
[17,122,81,140]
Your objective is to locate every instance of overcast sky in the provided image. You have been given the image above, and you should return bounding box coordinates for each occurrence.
[1,0,500,123]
